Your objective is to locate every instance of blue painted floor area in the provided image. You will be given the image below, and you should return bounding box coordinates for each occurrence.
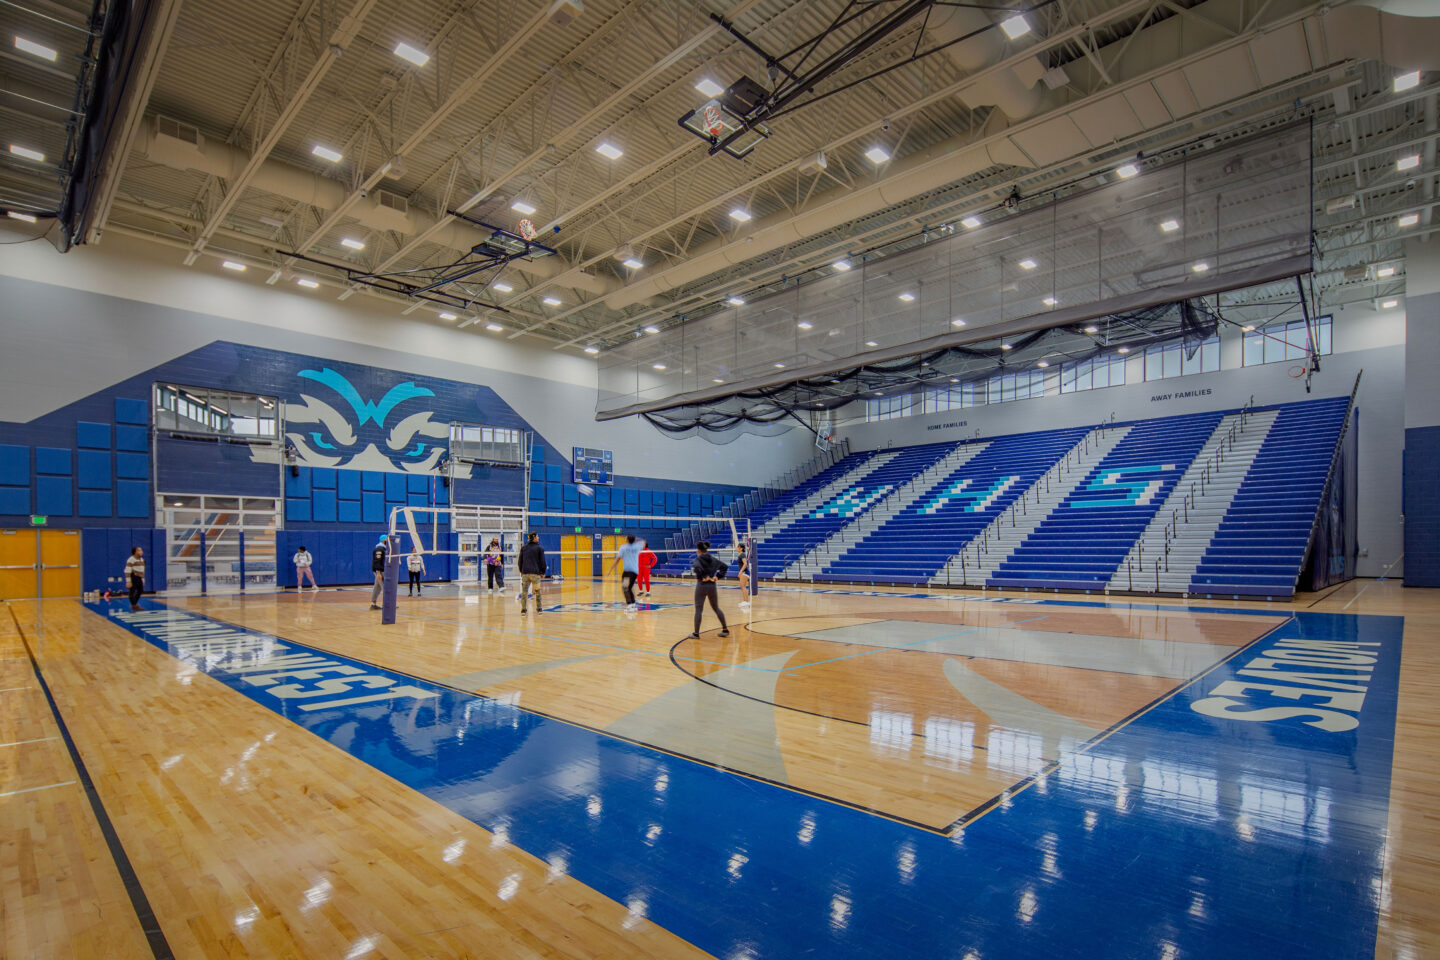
[92,599,1400,959]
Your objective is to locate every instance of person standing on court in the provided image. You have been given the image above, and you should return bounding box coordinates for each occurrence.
[613,535,642,610]
[369,536,388,610]
[293,544,317,590]
[406,549,426,596]
[517,532,546,615]
[484,538,505,592]
[687,541,730,640]
[637,540,657,597]
[123,546,145,611]
[736,542,751,609]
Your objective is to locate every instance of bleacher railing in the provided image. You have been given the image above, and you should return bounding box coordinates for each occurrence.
[1294,371,1362,590]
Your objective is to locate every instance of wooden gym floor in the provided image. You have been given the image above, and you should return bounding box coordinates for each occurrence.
[1,576,1435,959]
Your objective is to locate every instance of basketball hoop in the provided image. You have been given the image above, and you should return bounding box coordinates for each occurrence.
[1287,364,1308,379]
[517,219,537,241]
[703,105,724,138]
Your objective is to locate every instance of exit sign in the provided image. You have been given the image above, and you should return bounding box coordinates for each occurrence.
[29,515,46,526]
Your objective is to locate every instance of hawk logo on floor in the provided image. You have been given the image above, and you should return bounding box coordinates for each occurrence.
[256,367,471,477]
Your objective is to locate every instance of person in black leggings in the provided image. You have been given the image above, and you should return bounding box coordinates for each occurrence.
[687,541,731,639]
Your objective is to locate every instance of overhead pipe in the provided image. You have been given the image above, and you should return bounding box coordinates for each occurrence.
[133,118,619,297]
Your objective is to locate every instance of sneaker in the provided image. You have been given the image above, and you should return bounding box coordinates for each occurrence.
[686,632,700,639]
[718,629,731,637]
[739,601,751,608]
[369,604,381,611]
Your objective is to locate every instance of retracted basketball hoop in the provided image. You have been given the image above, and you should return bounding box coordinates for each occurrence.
[703,105,724,137]
[517,219,538,241]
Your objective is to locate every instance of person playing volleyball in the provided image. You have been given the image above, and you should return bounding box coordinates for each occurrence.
[736,542,751,609]
[687,541,730,639]
[637,540,657,597]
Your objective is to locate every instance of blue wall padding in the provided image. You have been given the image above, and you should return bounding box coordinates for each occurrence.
[114,398,148,424]
[36,477,72,516]
[338,470,361,501]
[385,473,406,500]
[78,451,112,489]
[311,467,336,489]
[286,469,311,498]
[116,481,149,518]
[287,499,311,523]
[362,491,384,524]
[338,499,361,524]
[115,452,149,480]
[407,473,427,494]
[0,445,28,486]
[81,528,166,592]
[115,425,147,452]
[0,488,29,514]
[362,471,383,491]
[79,490,112,517]
[36,447,71,475]
[77,422,111,449]
[312,489,337,523]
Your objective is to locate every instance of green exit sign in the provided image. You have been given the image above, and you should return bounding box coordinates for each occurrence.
[574,526,583,533]
[29,515,46,526]
[614,527,622,534]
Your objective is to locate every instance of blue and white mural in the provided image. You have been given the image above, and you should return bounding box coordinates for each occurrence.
[1069,463,1178,509]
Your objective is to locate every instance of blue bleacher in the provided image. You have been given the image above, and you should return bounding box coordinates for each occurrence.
[987,410,1225,592]
[814,427,1089,585]
[1188,396,1349,597]
[754,442,961,579]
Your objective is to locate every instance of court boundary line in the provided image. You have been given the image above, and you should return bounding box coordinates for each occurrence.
[6,604,175,960]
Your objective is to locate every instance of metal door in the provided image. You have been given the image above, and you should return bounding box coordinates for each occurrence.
[0,528,38,599]
[39,529,81,596]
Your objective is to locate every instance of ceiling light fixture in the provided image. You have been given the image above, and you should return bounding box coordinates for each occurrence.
[485,323,504,332]
[9,144,44,162]
[865,146,891,164]
[797,321,813,330]
[393,42,430,67]
[595,142,624,160]
[712,378,725,384]
[1192,262,1210,273]
[296,278,320,289]
[1043,296,1059,306]
[14,36,57,61]
[311,144,343,163]
[1000,14,1031,39]
[439,311,457,320]
[1116,163,1139,179]
[222,260,246,272]
[1382,299,1399,309]
[7,210,38,223]
[865,340,878,347]
[542,296,562,306]
[961,215,982,229]
[1376,266,1395,278]
[1084,325,1099,334]
[1393,71,1420,93]
[773,362,786,369]
[1000,343,1013,351]
[1397,154,1420,172]
[898,292,915,302]
[1018,258,1037,270]
[695,77,724,98]
[729,208,752,223]
[644,325,661,334]
[492,282,513,293]
[584,346,600,354]
[1037,360,1050,368]
[727,296,745,306]
[652,363,667,371]
[951,318,966,327]
[622,257,644,270]
[340,237,365,250]
[1160,219,1180,232]
[832,259,852,271]
[1118,346,1131,354]
[1242,324,1256,332]
[1398,213,1419,227]
[511,200,537,216]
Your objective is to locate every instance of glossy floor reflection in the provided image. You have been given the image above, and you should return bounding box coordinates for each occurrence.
[2,579,1434,959]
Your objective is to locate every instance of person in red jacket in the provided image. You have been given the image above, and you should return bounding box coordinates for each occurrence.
[637,540,658,597]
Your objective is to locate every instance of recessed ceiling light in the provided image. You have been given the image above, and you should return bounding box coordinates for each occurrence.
[797,321,813,330]
[951,318,966,327]
[833,259,852,271]
[961,215,982,229]
[644,325,661,334]
[773,362,786,369]
[1394,71,1420,93]
[652,363,667,371]
[7,210,37,223]
[9,144,44,163]
[595,142,624,160]
[1398,213,1419,227]
[340,237,365,249]
[1084,325,1099,334]
[865,146,891,164]
[712,378,725,383]
[1000,343,1013,351]
[542,296,562,306]
[14,37,57,61]
[296,278,320,289]
[1242,324,1256,332]
[622,257,644,269]
[949,377,959,383]
[1192,262,1210,273]
[898,292,915,302]
[865,340,878,347]
[485,323,504,332]
[1018,258,1037,270]
[727,296,745,306]
[1382,299,1399,309]
[584,346,600,354]
[729,208,752,222]
[492,282,513,293]
[1160,219,1180,232]
[695,78,725,98]
[873,391,884,397]
[511,200,537,216]
[1000,14,1031,39]
[1043,296,1059,306]
[393,42,430,67]
[312,144,343,163]
[1116,163,1139,179]
[439,311,457,320]
[1397,154,1420,171]
[1376,266,1395,278]
[1037,360,1050,368]
[1118,346,1131,354]
[222,260,246,272]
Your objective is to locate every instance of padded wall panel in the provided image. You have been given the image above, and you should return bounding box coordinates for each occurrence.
[78,451,112,489]
[0,487,29,514]
[77,422,111,449]
[286,498,311,523]
[0,445,28,486]
[36,447,71,475]
[337,470,362,501]
[36,477,72,516]
[115,452,149,480]
[285,468,311,498]
[114,398,148,424]
[362,471,384,492]
[362,491,384,524]
[312,489,337,523]
[338,499,362,524]
[385,473,406,500]
[311,468,336,489]
[115,480,149,518]
[115,425,148,452]
[407,474,428,494]
[79,490,112,517]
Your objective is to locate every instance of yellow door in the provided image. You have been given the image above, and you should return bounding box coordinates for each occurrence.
[40,529,81,597]
[0,529,38,599]
[560,535,580,580]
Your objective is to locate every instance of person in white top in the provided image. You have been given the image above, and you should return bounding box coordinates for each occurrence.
[292,544,318,590]
[123,546,145,611]
[407,550,427,596]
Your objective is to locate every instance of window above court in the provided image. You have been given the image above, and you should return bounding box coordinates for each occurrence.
[154,383,278,439]
[1242,317,1332,367]
[448,423,526,465]
[1060,354,1126,394]
[1144,336,1219,381]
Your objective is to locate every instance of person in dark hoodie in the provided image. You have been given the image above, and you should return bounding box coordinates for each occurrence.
[517,532,547,615]
[687,541,731,640]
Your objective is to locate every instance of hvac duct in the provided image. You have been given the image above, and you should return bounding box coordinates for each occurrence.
[133,117,618,297]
